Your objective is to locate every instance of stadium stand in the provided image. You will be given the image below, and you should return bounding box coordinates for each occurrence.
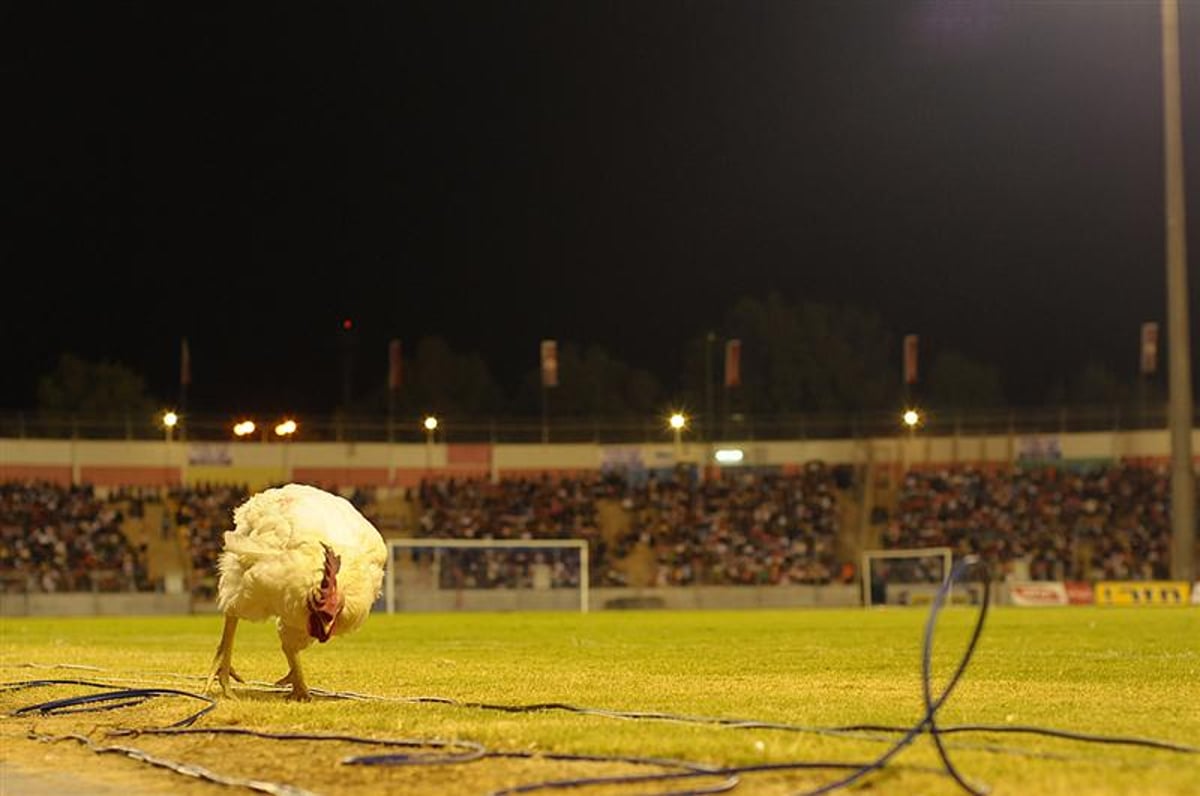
[0,481,152,594]
[0,460,1185,597]
[877,461,1174,581]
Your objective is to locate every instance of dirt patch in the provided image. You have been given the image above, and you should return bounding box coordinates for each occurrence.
[0,727,770,796]
[1,735,218,796]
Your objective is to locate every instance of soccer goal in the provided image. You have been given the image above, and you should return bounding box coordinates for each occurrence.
[860,546,954,607]
[383,538,590,614]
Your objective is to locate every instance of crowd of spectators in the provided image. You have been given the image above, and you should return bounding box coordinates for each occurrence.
[624,462,845,587]
[411,473,613,588]
[0,459,1185,596]
[0,481,151,593]
[406,463,847,589]
[880,461,1175,581]
[1,468,847,595]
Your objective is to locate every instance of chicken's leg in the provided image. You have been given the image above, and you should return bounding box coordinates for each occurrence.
[273,643,311,702]
[204,614,245,697]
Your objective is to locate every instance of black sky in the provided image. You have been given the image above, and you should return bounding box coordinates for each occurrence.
[4,1,1199,414]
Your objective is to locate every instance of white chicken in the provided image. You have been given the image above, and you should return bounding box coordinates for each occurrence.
[204,482,388,701]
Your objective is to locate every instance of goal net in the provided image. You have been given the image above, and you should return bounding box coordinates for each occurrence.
[860,547,954,607]
[383,538,590,614]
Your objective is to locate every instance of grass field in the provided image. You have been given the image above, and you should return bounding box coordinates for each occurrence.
[1,605,1198,795]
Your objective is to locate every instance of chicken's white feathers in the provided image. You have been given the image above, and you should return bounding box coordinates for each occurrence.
[216,483,387,647]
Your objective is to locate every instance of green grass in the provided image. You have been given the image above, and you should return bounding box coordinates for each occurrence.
[2,606,1198,795]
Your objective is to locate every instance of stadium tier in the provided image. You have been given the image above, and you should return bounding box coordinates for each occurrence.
[2,439,1196,613]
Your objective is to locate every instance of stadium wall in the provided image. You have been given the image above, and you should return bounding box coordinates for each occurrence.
[2,429,1194,490]
[9,581,1200,617]
[0,585,862,617]
[384,584,862,612]
[0,591,191,617]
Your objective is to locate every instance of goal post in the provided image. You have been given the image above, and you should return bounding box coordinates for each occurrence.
[384,538,590,614]
[860,546,953,607]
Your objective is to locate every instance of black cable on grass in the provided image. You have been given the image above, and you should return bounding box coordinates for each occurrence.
[484,752,739,796]
[4,556,1197,795]
[338,694,1198,755]
[795,554,991,796]
[924,555,991,793]
[448,553,995,796]
[120,726,489,766]
[485,755,879,796]
[832,723,1199,755]
[133,727,747,795]
[2,678,215,727]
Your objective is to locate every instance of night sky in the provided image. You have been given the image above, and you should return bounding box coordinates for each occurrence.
[4,1,1199,414]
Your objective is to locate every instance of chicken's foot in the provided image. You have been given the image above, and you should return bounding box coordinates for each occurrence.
[274,645,311,702]
[204,614,245,697]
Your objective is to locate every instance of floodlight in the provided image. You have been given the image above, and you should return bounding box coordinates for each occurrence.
[714,448,744,464]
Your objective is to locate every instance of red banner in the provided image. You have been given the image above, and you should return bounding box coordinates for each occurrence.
[1065,581,1094,605]
[724,339,741,388]
[903,334,918,385]
[180,338,191,386]
[540,339,558,388]
[1009,581,1068,606]
[1140,322,1158,375]
[388,339,402,391]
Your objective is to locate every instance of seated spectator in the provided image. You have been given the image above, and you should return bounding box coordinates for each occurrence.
[881,461,1174,582]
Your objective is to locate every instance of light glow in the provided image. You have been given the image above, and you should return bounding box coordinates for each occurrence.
[714,448,744,464]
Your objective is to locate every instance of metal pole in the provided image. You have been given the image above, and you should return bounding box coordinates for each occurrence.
[1162,0,1195,582]
[387,392,395,443]
[580,542,589,614]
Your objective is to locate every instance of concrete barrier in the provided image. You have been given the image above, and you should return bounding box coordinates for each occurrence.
[2,585,862,616]
[0,591,192,617]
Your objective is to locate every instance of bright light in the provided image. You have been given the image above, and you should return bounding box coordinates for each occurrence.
[162,411,178,428]
[714,448,744,464]
[668,412,687,431]
[423,416,439,432]
[233,420,256,437]
[902,409,921,428]
[274,419,297,437]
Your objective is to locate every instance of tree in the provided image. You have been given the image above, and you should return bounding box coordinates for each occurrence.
[714,293,898,415]
[404,336,505,416]
[1066,360,1130,405]
[354,336,506,419]
[36,354,158,419]
[511,341,663,417]
[925,350,1004,409]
